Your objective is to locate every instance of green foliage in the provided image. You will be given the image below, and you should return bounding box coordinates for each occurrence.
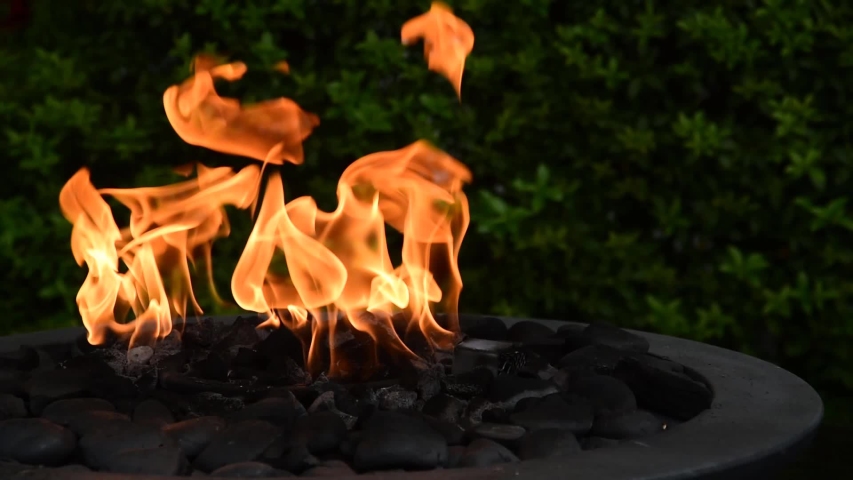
[2,0,853,393]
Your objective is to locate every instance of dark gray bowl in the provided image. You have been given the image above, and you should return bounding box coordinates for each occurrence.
[0,315,823,480]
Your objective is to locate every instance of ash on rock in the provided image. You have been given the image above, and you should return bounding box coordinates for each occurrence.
[0,316,713,477]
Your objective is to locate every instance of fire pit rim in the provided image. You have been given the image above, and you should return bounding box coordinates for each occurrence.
[0,315,823,480]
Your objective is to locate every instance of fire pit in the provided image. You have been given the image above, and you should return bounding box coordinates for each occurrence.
[0,314,821,479]
[0,3,822,479]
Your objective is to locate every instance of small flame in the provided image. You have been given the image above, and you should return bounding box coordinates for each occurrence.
[402,2,475,99]
[61,6,475,377]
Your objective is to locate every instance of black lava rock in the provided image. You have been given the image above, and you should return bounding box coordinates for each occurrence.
[562,373,637,417]
[133,398,175,427]
[256,328,305,368]
[194,419,283,472]
[376,385,417,411]
[456,438,519,467]
[79,422,176,470]
[590,409,666,439]
[0,418,76,465]
[421,393,467,424]
[0,393,26,420]
[613,357,713,420]
[442,367,494,399]
[461,317,508,341]
[509,394,594,435]
[353,411,448,471]
[488,375,558,408]
[100,445,189,475]
[163,416,227,458]
[517,428,580,460]
[292,411,348,454]
[210,461,289,477]
[192,352,229,381]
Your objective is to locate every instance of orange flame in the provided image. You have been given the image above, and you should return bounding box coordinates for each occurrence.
[61,6,475,377]
[402,2,474,99]
[163,54,319,165]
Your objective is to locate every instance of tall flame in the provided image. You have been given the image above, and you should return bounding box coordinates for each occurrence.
[59,4,474,376]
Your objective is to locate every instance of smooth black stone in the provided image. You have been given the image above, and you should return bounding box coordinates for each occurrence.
[0,368,26,395]
[80,422,176,469]
[446,445,466,468]
[41,397,115,421]
[302,459,356,477]
[473,422,527,442]
[441,367,494,399]
[0,393,26,420]
[24,369,92,414]
[163,416,227,458]
[580,322,650,353]
[256,328,304,368]
[51,410,132,436]
[260,440,319,473]
[562,373,637,417]
[590,409,667,439]
[210,461,288,477]
[517,428,580,460]
[462,316,508,341]
[194,419,283,472]
[487,376,558,408]
[87,372,138,400]
[555,344,631,374]
[507,321,555,343]
[456,438,519,467]
[101,445,188,475]
[581,436,622,450]
[55,464,92,472]
[613,357,712,420]
[292,411,348,454]
[192,352,229,381]
[353,412,448,471]
[229,394,306,428]
[0,418,76,465]
[422,416,465,446]
[422,393,467,424]
[376,384,417,410]
[509,394,594,435]
[513,396,539,413]
[232,348,269,369]
[0,346,39,370]
[134,398,176,427]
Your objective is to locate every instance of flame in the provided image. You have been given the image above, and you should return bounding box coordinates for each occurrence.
[61,6,475,377]
[402,2,474,99]
[163,54,319,165]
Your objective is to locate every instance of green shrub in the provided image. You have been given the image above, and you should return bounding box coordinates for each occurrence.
[2,0,853,393]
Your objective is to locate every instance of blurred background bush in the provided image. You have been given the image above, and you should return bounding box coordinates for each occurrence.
[1,0,851,438]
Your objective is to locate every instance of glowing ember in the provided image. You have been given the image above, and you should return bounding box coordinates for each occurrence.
[402,1,474,99]
[58,4,474,377]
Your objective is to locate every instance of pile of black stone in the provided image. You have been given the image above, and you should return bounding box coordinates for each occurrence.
[0,315,714,477]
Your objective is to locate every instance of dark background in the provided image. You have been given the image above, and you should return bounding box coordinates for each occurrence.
[1,0,850,475]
